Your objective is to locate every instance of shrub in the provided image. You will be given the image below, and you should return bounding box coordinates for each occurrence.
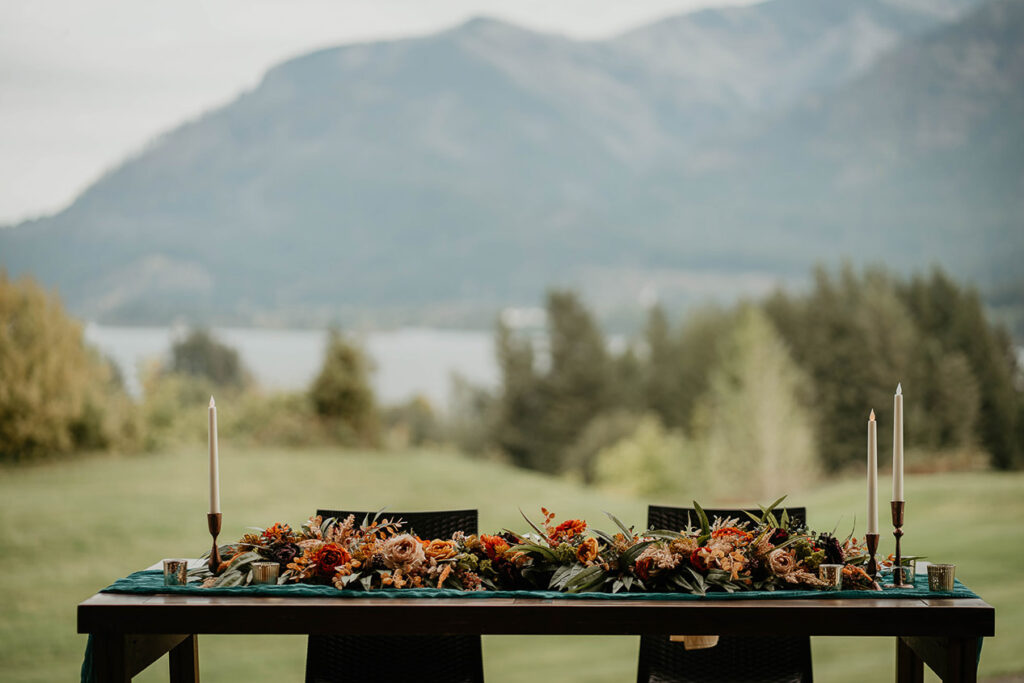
[0,272,138,461]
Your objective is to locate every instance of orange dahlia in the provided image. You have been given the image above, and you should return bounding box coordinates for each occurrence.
[480,534,510,560]
[550,519,587,541]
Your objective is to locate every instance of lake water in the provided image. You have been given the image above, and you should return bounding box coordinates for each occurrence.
[84,325,498,409]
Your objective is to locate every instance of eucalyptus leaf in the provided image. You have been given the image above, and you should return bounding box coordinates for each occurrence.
[645,529,685,541]
[693,501,710,542]
[604,511,634,539]
[621,540,655,565]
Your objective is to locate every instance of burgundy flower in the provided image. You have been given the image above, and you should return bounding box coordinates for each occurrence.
[769,528,789,545]
[271,543,300,566]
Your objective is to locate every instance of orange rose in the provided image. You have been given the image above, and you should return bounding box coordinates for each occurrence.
[425,539,457,561]
[576,537,599,564]
[311,543,351,576]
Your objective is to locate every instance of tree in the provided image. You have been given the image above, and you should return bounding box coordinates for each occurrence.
[0,272,136,461]
[309,330,378,445]
[492,317,544,468]
[168,329,249,388]
[536,290,613,472]
[695,307,818,499]
[899,269,1019,468]
[594,416,693,498]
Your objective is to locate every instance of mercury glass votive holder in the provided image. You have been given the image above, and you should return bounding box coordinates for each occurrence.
[162,559,189,586]
[252,561,280,585]
[927,564,956,591]
[818,564,844,591]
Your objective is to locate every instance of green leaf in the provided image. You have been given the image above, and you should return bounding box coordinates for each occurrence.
[591,528,617,546]
[780,509,790,528]
[621,540,655,565]
[645,529,685,541]
[509,543,557,563]
[611,579,624,594]
[693,501,710,543]
[604,511,634,539]
[548,564,574,590]
[213,571,244,588]
[565,565,606,593]
[764,495,788,514]
[687,567,707,596]
[229,551,261,569]
[359,575,374,591]
[622,575,634,591]
[743,510,764,525]
[318,516,335,535]
[669,574,695,593]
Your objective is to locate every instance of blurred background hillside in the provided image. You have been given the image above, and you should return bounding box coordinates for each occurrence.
[1,0,1022,681]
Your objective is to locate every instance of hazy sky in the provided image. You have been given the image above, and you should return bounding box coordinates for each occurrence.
[0,0,757,225]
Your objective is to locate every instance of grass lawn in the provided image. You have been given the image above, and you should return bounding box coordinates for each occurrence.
[0,446,1020,682]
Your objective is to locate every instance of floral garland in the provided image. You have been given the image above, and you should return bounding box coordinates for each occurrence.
[200,501,881,594]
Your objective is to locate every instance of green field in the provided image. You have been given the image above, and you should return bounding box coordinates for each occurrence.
[1,447,1020,682]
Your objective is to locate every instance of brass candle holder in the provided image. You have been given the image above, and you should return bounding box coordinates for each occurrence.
[888,501,913,588]
[865,532,879,580]
[207,512,223,575]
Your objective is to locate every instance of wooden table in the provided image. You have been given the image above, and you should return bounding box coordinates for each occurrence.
[78,591,994,683]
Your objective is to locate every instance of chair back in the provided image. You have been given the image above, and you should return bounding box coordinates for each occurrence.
[647,505,807,531]
[305,508,483,683]
[637,505,813,683]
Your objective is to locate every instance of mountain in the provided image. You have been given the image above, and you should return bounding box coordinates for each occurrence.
[669,0,1024,277]
[0,0,1013,327]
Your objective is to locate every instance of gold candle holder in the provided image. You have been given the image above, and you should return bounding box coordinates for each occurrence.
[887,501,913,588]
[208,512,223,575]
[865,532,879,579]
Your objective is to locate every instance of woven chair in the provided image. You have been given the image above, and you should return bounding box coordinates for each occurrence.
[305,508,483,683]
[637,505,813,683]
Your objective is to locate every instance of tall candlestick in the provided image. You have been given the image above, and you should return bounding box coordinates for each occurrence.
[867,410,878,535]
[892,383,903,501]
[209,396,220,514]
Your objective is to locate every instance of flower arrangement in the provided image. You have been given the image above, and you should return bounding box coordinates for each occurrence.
[202,498,880,594]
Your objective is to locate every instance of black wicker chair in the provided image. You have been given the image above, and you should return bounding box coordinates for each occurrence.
[305,508,483,683]
[637,505,812,683]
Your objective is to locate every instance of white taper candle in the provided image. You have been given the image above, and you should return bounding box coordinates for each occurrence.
[892,383,904,501]
[209,396,220,514]
[867,409,878,535]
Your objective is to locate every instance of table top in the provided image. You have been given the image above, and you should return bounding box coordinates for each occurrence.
[78,591,995,638]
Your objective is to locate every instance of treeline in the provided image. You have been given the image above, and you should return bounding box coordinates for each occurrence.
[0,272,380,462]
[3,266,1020,486]
[472,266,1022,494]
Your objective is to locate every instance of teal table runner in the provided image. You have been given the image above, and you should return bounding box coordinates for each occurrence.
[82,570,980,683]
[98,568,978,600]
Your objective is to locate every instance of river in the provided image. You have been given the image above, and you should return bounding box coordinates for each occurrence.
[84,325,498,409]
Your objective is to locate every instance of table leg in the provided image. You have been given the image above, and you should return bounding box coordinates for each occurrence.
[92,633,130,683]
[169,634,199,683]
[945,637,978,683]
[896,638,924,683]
[901,637,979,682]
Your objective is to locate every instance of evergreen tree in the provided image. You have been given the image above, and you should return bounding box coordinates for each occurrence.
[168,329,249,388]
[537,290,613,472]
[643,305,685,427]
[492,319,544,468]
[309,329,378,445]
[899,270,1020,468]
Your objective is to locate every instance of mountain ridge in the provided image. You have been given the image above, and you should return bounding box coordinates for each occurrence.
[1,0,1016,327]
